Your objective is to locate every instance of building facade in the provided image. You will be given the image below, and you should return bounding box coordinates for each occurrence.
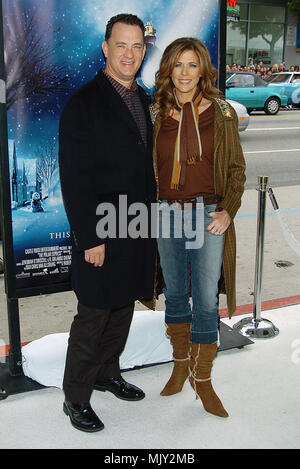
[226,0,299,68]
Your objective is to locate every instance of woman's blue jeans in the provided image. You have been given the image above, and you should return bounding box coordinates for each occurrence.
[157,199,224,344]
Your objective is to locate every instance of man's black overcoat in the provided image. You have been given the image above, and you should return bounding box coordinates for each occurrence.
[59,70,157,309]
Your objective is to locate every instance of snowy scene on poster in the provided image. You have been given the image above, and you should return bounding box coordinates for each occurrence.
[2,0,220,290]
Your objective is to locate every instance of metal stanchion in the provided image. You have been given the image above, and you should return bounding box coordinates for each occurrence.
[233,176,279,339]
[267,187,279,212]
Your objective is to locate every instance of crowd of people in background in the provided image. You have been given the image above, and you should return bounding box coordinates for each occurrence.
[226,60,300,80]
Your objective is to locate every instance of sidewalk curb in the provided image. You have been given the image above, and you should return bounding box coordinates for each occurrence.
[219,295,300,318]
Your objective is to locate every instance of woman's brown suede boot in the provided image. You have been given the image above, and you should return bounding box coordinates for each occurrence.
[160,323,191,396]
[189,342,229,418]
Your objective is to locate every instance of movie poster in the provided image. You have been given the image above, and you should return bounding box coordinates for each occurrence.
[1,0,220,294]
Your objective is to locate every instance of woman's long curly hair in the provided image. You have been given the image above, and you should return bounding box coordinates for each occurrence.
[154,37,222,121]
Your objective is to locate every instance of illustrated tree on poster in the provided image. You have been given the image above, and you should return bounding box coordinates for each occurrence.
[4,9,68,110]
[35,137,58,193]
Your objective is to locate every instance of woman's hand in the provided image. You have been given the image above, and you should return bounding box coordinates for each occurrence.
[206,209,231,236]
[84,244,105,267]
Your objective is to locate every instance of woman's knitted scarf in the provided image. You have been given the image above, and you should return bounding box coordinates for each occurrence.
[170,87,203,190]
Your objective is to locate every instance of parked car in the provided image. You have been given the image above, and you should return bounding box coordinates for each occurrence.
[225,71,288,115]
[227,99,250,131]
[265,72,300,107]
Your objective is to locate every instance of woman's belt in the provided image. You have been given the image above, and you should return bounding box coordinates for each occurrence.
[165,194,222,210]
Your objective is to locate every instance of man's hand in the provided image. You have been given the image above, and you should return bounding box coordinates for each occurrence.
[84,244,105,267]
[206,209,231,236]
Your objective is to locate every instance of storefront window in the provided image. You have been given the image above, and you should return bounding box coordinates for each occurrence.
[248,22,284,66]
[249,5,285,23]
[239,4,248,20]
[226,3,286,67]
[226,21,247,65]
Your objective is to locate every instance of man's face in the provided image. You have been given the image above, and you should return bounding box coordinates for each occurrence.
[102,22,146,87]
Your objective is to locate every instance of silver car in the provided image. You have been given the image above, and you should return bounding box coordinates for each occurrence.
[227,99,250,132]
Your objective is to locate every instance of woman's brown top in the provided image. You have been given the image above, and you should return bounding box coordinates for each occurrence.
[151,98,246,316]
[156,103,215,200]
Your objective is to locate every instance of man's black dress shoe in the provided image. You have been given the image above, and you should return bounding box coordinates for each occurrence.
[94,376,145,401]
[63,400,104,432]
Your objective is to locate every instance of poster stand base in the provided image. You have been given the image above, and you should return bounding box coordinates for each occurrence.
[0,360,45,400]
[0,297,46,400]
[218,320,253,351]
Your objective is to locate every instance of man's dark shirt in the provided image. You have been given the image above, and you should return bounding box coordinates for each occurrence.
[102,69,147,147]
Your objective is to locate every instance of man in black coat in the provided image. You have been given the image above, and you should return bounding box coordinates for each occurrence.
[59,14,157,432]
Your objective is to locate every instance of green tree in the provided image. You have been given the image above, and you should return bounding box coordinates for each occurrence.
[229,21,284,64]
[287,1,300,13]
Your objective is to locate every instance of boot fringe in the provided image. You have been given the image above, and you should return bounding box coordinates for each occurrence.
[188,342,228,417]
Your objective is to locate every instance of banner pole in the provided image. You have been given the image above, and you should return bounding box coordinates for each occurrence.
[233,176,279,339]
[218,0,227,94]
[0,296,45,399]
[6,298,23,376]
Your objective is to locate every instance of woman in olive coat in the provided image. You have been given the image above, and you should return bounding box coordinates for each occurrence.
[151,37,246,418]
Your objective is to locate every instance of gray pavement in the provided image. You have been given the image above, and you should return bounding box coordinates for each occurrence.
[0,183,299,344]
[232,184,300,307]
[240,109,300,189]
